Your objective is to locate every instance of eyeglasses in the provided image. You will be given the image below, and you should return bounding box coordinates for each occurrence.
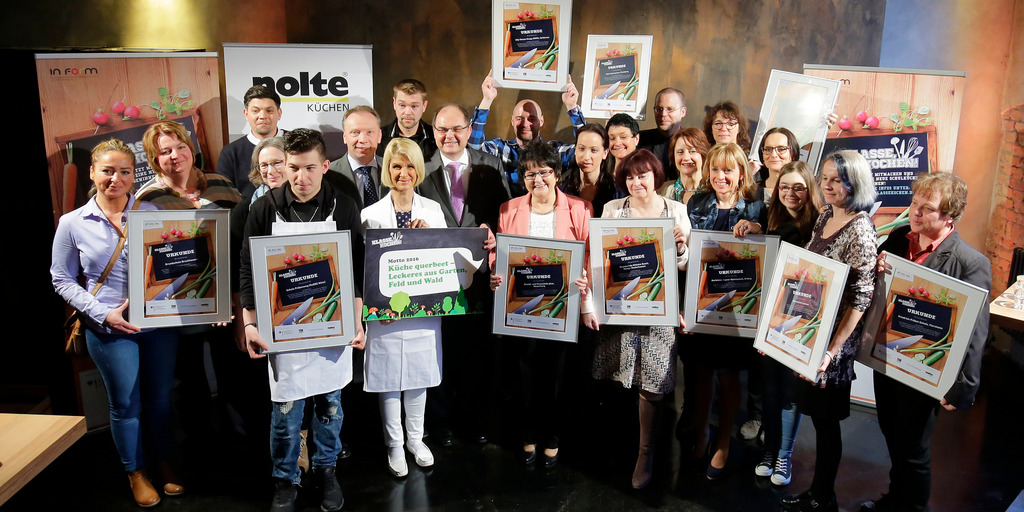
[258,160,285,172]
[654,107,679,114]
[433,125,468,134]
[763,146,790,156]
[712,121,739,129]
[524,169,555,180]
[777,184,807,193]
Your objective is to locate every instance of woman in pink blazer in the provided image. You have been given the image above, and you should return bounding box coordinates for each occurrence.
[490,142,597,469]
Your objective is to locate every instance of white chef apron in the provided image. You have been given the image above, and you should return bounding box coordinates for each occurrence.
[266,205,353,402]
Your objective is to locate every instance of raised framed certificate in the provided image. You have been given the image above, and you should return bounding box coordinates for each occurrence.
[856,253,989,400]
[362,228,490,321]
[491,0,572,91]
[589,218,679,326]
[753,242,850,383]
[248,232,357,353]
[748,69,842,173]
[127,209,231,327]
[492,234,585,342]
[682,230,780,337]
[580,34,654,120]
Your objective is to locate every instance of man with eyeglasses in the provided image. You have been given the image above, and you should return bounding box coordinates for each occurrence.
[468,71,586,196]
[638,88,687,180]
[378,79,437,161]
[419,103,509,446]
[218,85,285,200]
[327,105,385,209]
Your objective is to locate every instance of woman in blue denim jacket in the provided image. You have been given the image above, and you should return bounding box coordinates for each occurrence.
[684,142,766,480]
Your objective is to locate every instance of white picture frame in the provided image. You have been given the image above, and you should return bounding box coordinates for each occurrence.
[127,209,231,327]
[749,69,842,173]
[682,230,780,337]
[248,232,357,354]
[490,0,573,91]
[492,234,585,342]
[580,34,654,120]
[753,242,850,383]
[589,218,679,326]
[856,253,989,400]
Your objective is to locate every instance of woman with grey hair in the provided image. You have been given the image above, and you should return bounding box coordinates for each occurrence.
[781,150,877,512]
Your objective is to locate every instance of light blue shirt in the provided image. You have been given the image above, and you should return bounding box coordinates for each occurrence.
[51,194,155,334]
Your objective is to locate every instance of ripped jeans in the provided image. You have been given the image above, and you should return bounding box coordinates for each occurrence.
[271,390,343,483]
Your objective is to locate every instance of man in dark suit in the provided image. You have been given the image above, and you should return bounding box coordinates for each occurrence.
[327,105,385,208]
[863,172,991,512]
[637,88,687,180]
[418,103,510,446]
[419,103,510,231]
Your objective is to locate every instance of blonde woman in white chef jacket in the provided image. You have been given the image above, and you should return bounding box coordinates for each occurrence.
[361,138,448,477]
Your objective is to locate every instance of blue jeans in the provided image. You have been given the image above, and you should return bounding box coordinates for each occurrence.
[761,355,801,459]
[271,390,343,483]
[86,327,179,472]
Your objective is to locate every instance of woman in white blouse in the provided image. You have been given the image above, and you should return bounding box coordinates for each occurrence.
[361,138,447,477]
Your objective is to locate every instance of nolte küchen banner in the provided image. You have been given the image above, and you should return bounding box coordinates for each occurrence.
[35,52,222,223]
[803,65,965,237]
[223,43,374,159]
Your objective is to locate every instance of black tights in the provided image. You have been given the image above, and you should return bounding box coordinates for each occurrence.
[810,414,842,500]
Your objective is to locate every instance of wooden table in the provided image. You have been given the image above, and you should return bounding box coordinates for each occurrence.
[0,413,86,506]
[990,287,1024,332]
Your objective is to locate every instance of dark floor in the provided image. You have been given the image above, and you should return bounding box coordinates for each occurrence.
[4,349,1022,512]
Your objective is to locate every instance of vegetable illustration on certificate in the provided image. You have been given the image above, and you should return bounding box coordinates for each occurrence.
[590,218,679,326]
[580,34,653,120]
[142,218,218,317]
[265,243,343,342]
[493,0,573,90]
[763,259,834,364]
[695,241,764,328]
[505,245,571,332]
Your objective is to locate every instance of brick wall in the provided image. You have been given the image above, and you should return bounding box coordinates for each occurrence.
[987,104,1024,289]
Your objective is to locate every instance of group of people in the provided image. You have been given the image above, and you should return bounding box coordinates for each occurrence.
[51,73,990,512]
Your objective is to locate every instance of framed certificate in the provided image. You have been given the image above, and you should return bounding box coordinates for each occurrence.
[492,234,585,342]
[748,69,842,173]
[856,253,989,400]
[753,242,850,383]
[491,0,573,91]
[589,218,679,326]
[362,228,490,321]
[580,34,654,120]
[127,209,231,327]
[248,232,357,353]
[683,230,780,337]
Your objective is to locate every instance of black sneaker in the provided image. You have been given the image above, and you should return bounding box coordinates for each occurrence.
[770,455,792,486]
[270,479,297,512]
[314,466,344,512]
[754,451,774,477]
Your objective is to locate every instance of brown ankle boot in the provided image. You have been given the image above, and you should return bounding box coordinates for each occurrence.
[128,470,161,507]
[157,461,185,496]
[632,396,660,489]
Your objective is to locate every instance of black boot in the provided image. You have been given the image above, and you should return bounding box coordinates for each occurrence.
[270,479,297,512]
[314,466,344,512]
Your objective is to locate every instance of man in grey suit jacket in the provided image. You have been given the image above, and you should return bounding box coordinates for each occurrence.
[328,105,385,209]
[417,104,510,446]
[864,173,991,512]
[419,104,510,231]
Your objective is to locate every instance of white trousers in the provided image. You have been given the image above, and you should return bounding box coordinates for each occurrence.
[379,388,427,448]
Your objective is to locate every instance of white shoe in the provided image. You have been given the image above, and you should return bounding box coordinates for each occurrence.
[739,419,762,440]
[406,440,434,467]
[387,446,408,477]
